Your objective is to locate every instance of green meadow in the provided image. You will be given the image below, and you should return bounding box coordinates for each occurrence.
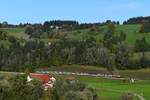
[57,75,150,100]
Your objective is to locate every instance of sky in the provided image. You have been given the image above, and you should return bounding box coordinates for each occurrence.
[0,0,149,24]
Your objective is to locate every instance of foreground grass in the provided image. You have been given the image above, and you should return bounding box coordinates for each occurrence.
[57,75,150,100]
[1,71,150,100]
[80,77,150,100]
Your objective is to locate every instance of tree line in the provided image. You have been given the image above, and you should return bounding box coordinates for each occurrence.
[0,17,150,71]
[123,16,150,24]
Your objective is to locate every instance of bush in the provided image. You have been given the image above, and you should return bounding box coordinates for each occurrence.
[121,92,135,100]
[49,79,97,100]
[64,91,80,100]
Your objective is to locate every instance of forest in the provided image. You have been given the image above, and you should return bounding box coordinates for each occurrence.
[0,17,150,72]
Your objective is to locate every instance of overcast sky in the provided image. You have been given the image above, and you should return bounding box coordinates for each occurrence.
[0,0,149,24]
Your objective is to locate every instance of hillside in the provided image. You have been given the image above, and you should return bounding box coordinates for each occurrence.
[0,22,150,72]
[1,24,150,45]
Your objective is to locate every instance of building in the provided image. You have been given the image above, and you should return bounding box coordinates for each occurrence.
[66,76,77,84]
[27,73,56,90]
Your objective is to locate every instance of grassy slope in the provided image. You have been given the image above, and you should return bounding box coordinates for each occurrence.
[116,24,150,44]
[0,28,29,48]
[0,24,150,45]
[0,28,29,39]
[63,24,150,45]
[99,24,150,44]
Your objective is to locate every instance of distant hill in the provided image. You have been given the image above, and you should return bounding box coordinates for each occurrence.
[124,16,150,24]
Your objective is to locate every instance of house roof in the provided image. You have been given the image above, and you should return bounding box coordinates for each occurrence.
[66,76,76,81]
[30,73,52,84]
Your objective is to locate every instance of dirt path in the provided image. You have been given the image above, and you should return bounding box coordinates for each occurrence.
[134,93,145,100]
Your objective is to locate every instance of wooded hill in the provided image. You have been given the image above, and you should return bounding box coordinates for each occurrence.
[0,17,150,72]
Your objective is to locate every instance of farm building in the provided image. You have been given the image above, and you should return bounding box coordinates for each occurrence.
[27,73,56,90]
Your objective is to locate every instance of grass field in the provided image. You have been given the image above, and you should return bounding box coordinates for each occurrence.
[57,75,150,100]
